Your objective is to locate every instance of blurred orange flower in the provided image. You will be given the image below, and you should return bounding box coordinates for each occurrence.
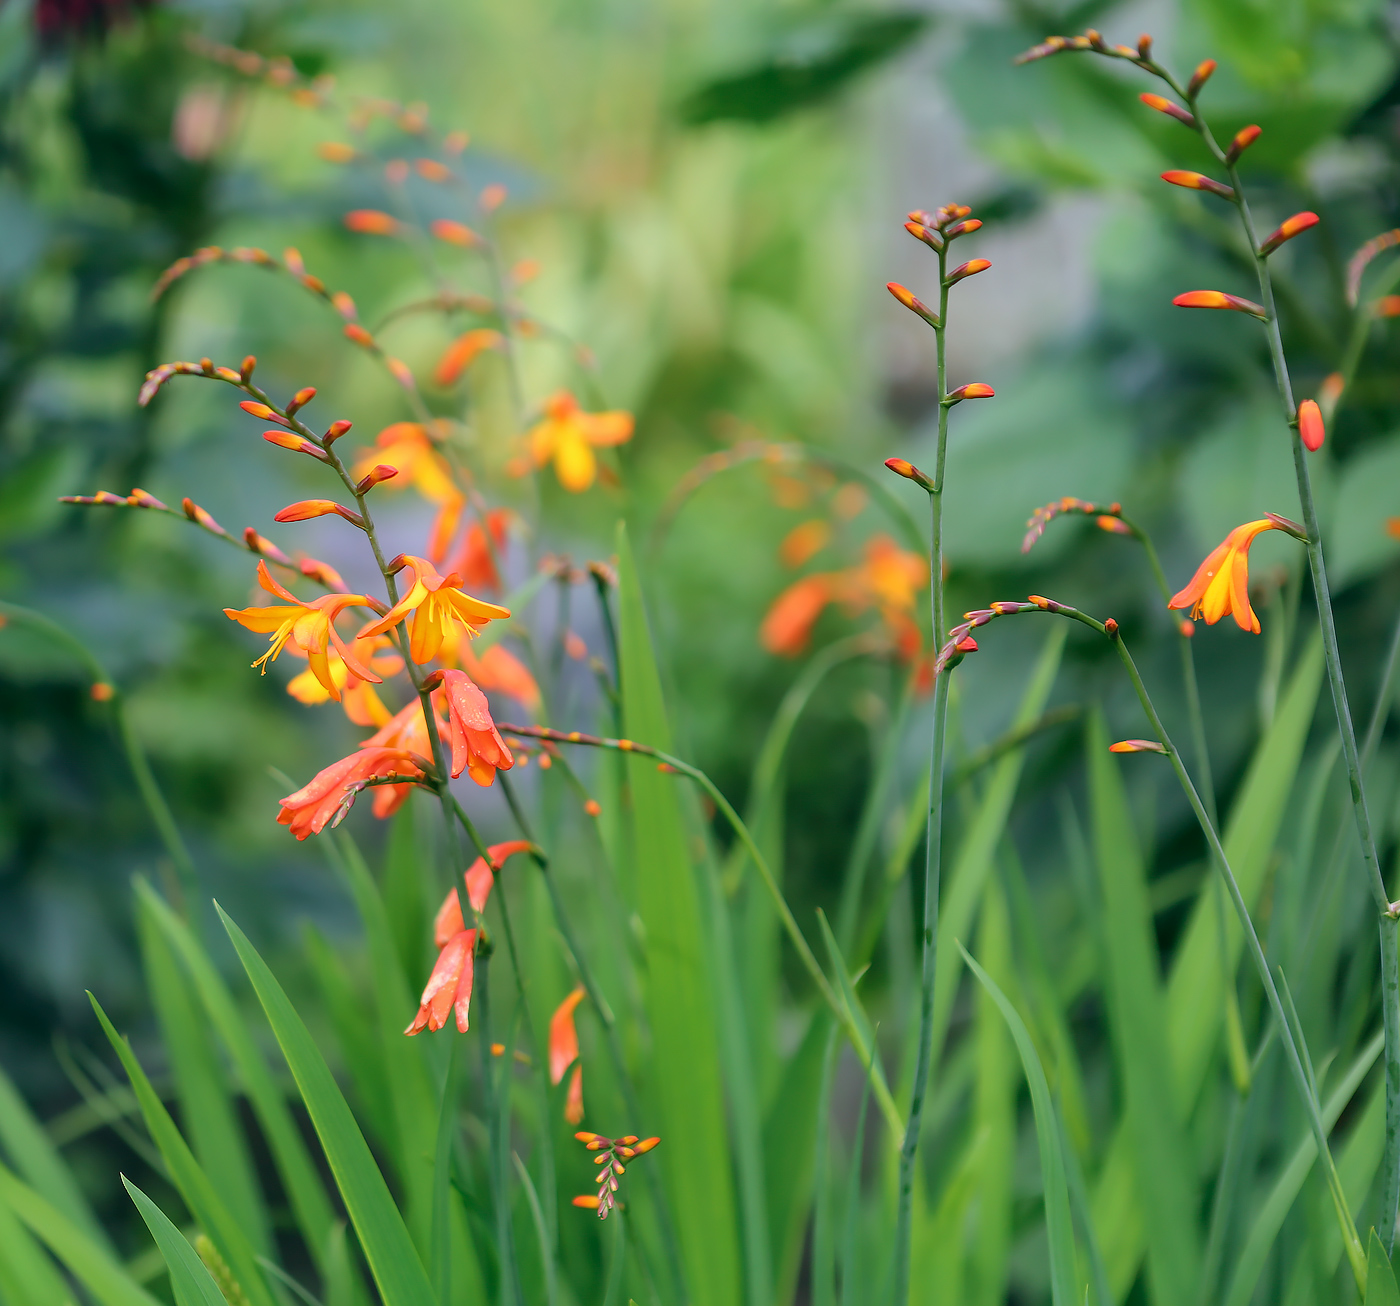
[435,329,502,386]
[352,424,464,562]
[449,508,512,592]
[779,519,831,568]
[521,391,633,492]
[360,555,510,663]
[550,987,587,1124]
[1168,519,1281,633]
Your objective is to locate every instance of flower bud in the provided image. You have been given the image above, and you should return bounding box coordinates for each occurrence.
[572,1195,600,1209]
[945,258,990,286]
[331,292,357,322]
[903,221,944,252]
[324,420,352,444]
[344,209,400,236]
[944,218,982,239]
[263,429,330,461]
[317,141,356,163]
[1178,619,1195,637]
[1139,93,1195,127]
[884,457,935,491]
[431,218,481,247]
[274,499,366,528]
[344,324,376,348]
[1137,33,1153,60]
[480,183,507,214]
[240,355,257,381]
[1259,211,1319,256]
[182,497,225,534]
[1187,58,1216,97]
[415,158,451,182]
[243,528,293,565]
[1297,399,1324,452]
[1172,289,1266,319]
[283,248,306,277]
[90,681,115,702]
[239,399,281,423]
[386,357,417,390]
[1160,170,1233,199]
[1096,515,1131,534]
[583,799,602,817]
[886,282,940,328]
[1225,124,1261,165]
[944,382,995,405]
[286,386,317,415]
[1108,739,1166,753]
[128,488,168,510]
[632,1137,660,1154]
[356,463,400,493]
[300,558,348,591]
[1104,617,1119,637]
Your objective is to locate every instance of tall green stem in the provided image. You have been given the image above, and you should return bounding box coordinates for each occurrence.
[891,237,953,1306]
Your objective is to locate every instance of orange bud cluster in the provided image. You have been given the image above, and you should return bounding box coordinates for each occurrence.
[572,1133,660,1220]
[1160,170,1233,199]
[1259,211,1319,256]
[1172,290,1266,319]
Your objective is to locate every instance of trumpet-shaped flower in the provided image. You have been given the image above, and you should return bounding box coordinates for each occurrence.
[432,840,533,941]
[550,987,587,1124]
[277,746,422,840]
[523,391,633,493]
[224,561,379,699]
[285,633,402,726]
[360,555,510,663]
[1168,519,1282,632]
[352,424,464,562]
[405,928,477,1034]
[431,669,514,784]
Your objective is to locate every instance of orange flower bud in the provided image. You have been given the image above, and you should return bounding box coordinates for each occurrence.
[1109,739,1167,753]
[572,1195,600,1209]
[444,130,470,154]
[415,158,452,182]
[316,142,356,163]
[1259,211,1319,256]
[884,457,934,491]
[583,799,602,817]
[356,463,400,493]
[182,497,225,534]
[90,681,116,702]
[944,218,982,239]
[1187,59,1216,97]
[1297,399,1325,452]
[243,527,293,565]
[274,499,366,527]
[431,218,481,247]
[480,183,507,213]
[1096,515,1131,534]
[1172,290,1266,319]
[945,382,994,405]
[632,1137,660,1154]
[1178,619,1195,637]
[263,429,329,461]
[1226,124,1261,165]
[1104,618,1119,636]
[1160,170,1233,199]
[945,258,990,285]
[240,355,257,380]
[324,420,352,443]
[386,357,417,391]
[1137,33,1153,60]
[344,323,376,348]
[287,386,317,415]
[904,221,944,252]
[239,399,283,423]
[1377,296,1400,318]
[344,209,399,236]
[1139,92,1195,127]
[331,292,357,321]
[283,248,306,277]
[886,282,940,328]
[300,557,348,591]
[128,488,168,510]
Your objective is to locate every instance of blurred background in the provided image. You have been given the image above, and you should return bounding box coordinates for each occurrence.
[3,0,1400,1298]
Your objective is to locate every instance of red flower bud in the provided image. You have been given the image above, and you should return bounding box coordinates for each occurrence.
[263,429,330,461]
[324,420,352,443]
[945,382,995,405]
[884,457,935,491]
[356,464,400,493]
[286,386,317,415]
[903,222,944,252]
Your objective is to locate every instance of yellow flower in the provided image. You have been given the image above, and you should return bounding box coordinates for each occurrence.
[359,554,510,663]
[1168,519,1281,633]
[523,391,633,492]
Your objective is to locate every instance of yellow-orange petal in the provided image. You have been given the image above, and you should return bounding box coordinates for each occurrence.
[344,209,400,236]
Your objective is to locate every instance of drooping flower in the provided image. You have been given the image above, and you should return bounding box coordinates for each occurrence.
[352,424,465,562]
[1168,519,1285,632]
[224,561,380,699]
[428,668,514,784]
[405,928,477,1034]
[522,391,634,493]
[431,840,533,939]
[760,575,835,656]
[277,746,423,840]
[360,555,510,663]
[550,987,587,1124]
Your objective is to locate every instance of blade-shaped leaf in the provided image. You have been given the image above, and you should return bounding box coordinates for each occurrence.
[122,1177,228,1306]
[0,1190,70,1306]
[960,943,1079,1306]
[215,904,437,1306]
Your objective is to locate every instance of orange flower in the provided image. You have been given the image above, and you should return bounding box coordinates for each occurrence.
[760,574,834,656]
[360,555,510,663]
[352,423,464,562]
[1168,519,1281,632]
[360,700,436,817]
[449,508,512,592]
[550,987,587,1124]
[431,840,533,938]
[224,561,379,699]
[456,641,541,714]
[434,329,502,386]
[430,669,514,784]
[523,391,634,492]
[277,746,422,840]
[779,519,831,568]
[285,633,402,726]
[405,928,477,1034]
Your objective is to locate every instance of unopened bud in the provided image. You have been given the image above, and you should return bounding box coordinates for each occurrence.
[263,429,330,461]
[239,400,285,425]
[944,218,982,239]
[944,383,995,405]
[128,488,168,510]
[1296,399,1324,452]
[344,323,375,348]
[430,218,481,247]
[1108,739,1166,754]
[199,357,214,376]
[90,682,116,702]
[274,499,366,528]
[1139,93,1195,128]
[345,209,399,236]
[1172,289,1266,319]
[1178,619,1195,637]
[886,282,940,328]
[945,258,990,286]
[1096,515,1131,534]
[884,457,935,491]
[240,355,257,381]
[356,464,400,493]
[632,1137,660,1154]
[1225,124,1261,165]
[324,420,352,443]
[1259,211,1319,256]
[1187,58,1216,97]
[182,498,225,534]
[583,799,602,817]
[1137,33,1152,60]
[286,386,317,415]
[243,528,293,565]
[1160,170,1233,199]
[904,221,944,252]
[1104,617,1119,637]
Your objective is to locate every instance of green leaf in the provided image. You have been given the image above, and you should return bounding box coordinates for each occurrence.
[1369,1230,1400,1306]
[88,994,278,1306]
[960,943,1079,1306]
[121,1177,228,1306]
[136,889,271,1257]
[0,1161,159,1306]
[679,12,929,124]
[1086,707,1201,1306]
[134,881,337,1271]
[0,1192,70,1306]
[215,904,437,1306]
[615,520,741,1306]
[0,1058,111,1255]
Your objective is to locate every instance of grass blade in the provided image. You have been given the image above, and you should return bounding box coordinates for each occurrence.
[215,903,438,1306]
[615,520,740,1306]
[0,1192,70,1306]
[122,1177,229,1306]
[811,1026,840,1306]
[1371,1231,1400,1306]
[959,942,1079,1306]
